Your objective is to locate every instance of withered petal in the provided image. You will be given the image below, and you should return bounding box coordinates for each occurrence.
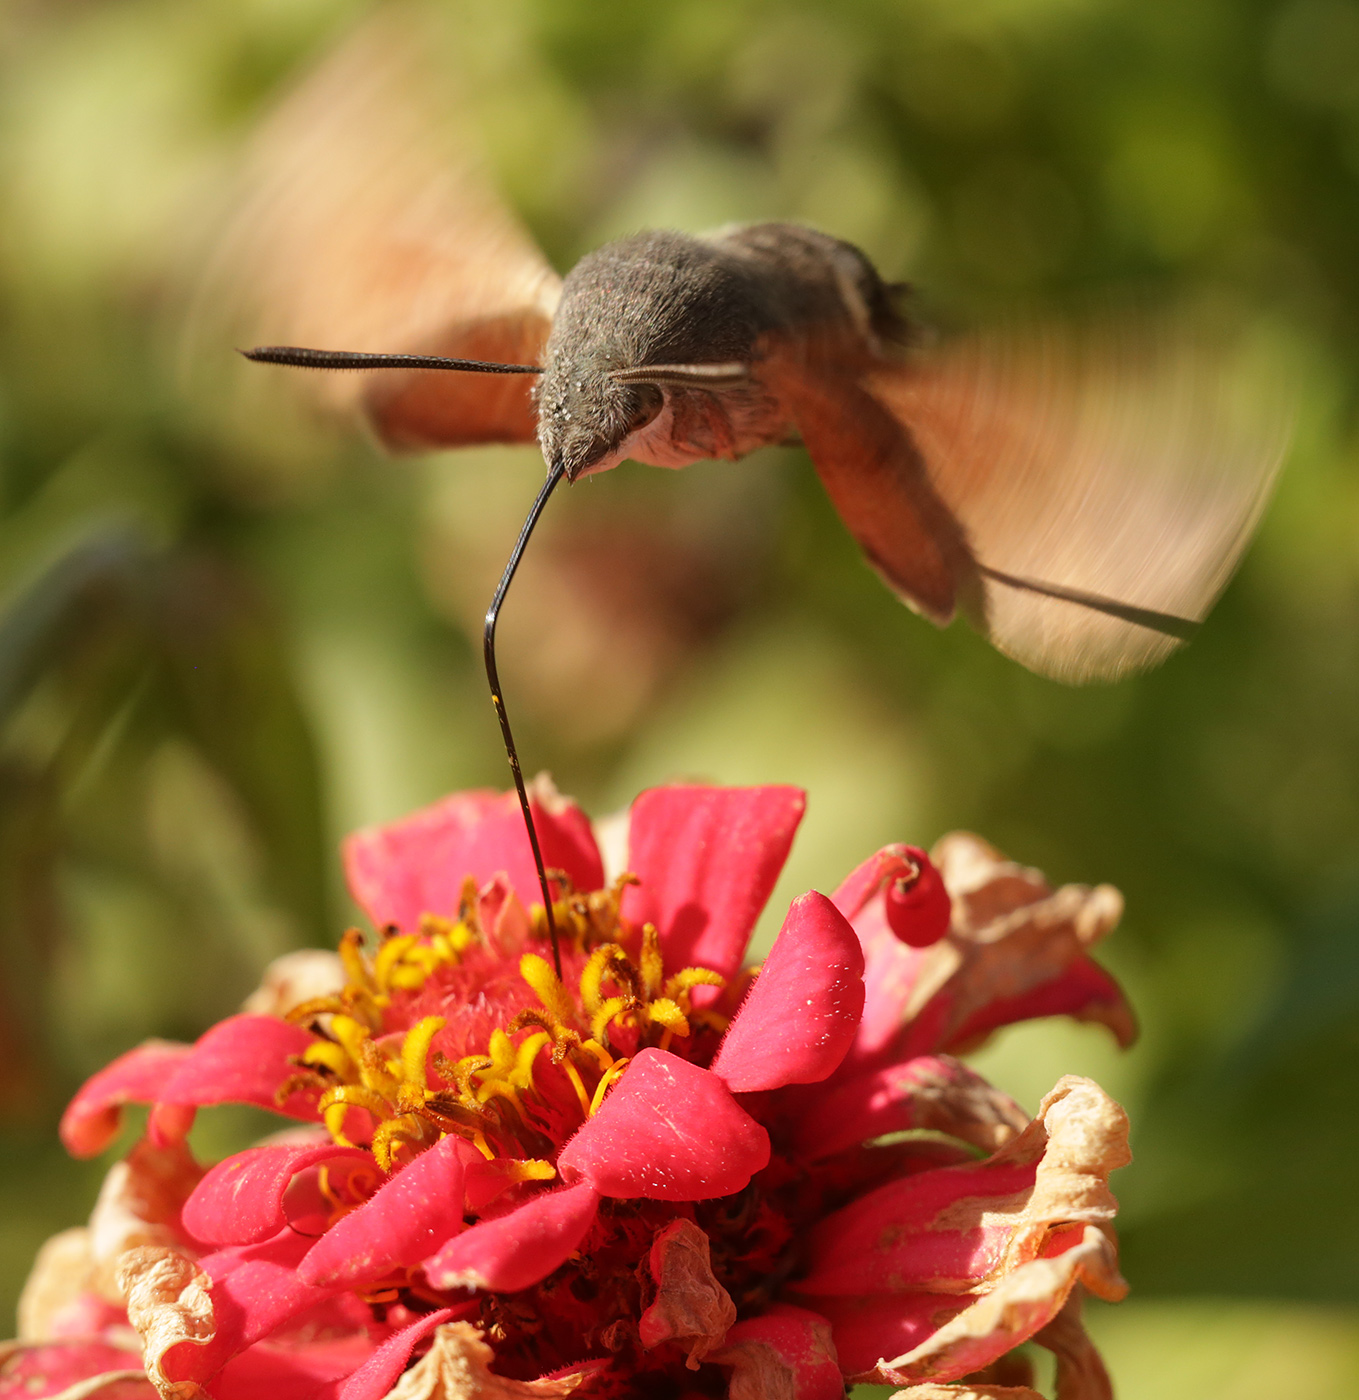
[378,1322,594,1399]
[869,1226,1124,1387]
[637,1220,735,1367]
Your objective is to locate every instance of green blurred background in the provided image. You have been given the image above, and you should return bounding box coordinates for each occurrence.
[2,0,1359,1394]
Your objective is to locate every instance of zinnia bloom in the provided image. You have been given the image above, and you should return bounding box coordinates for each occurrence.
[8,782,1135,1400]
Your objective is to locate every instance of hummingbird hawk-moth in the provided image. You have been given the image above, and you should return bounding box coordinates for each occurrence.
[219,14,1288,966]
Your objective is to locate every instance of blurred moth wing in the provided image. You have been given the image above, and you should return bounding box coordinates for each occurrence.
[852,316,1290,682]
[202,8,558,448]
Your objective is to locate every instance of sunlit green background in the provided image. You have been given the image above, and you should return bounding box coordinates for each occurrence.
[2,0,1358,1394]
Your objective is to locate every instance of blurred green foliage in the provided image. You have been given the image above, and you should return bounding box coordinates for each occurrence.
[2,0,1359,1393]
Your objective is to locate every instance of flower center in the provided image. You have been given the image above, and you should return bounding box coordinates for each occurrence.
[278,873,731,1172]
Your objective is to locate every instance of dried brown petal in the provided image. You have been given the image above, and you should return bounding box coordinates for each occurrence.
[876,1226,1122,1387]
[899,1056,1031,1154]
[983,1077,1131,1283]
[909,833,1134,1051]
[638,1219,737,1367]
[89,1140,205,1305]
[383,1323,587,1400]
[118,1248,213,1400]
[713,1308,840,1400]
[17,1228,96,1341]
[1034,1294,1113,1400]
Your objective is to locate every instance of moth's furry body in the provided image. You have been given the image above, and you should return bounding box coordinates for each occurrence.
[538,224,903,480]
[233,16,1289,683]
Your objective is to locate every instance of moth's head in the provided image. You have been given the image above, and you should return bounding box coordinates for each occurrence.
[536,230,765,480]
[535,367,664,482]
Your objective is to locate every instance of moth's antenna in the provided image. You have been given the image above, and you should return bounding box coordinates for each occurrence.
[485,461,567,976]
[978,565,1200,641]
[240,346,544,374]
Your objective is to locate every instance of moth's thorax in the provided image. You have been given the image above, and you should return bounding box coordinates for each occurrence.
[535,222,904,479]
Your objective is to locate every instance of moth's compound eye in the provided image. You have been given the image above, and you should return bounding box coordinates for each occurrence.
[626,388,664,435]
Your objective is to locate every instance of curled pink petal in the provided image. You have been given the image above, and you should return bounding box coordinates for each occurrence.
[182,1143,369,1247]
[709,892,864,1093]
[60,1042,192,1157]
[139,1231,343,1391]
[325,1308,462,1400]
[300,1136,467,1288]
[792,1055,1028,1162]
[811,1293,966,1380]
[62,1017,320,1159]
[799,1077,1129,1299]
[834,845,951,949]
[940,953,1137,1055]
[343,785,602,929]
[621,785,805,981]
[713,1304,844,1400]
[423,1180,600,1293]
[797,1159,1037,1295]
[882,847,952,948]
[558,1048,769,1200]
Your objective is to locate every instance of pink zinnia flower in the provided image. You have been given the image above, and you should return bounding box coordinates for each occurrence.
[10,782,1135,1400]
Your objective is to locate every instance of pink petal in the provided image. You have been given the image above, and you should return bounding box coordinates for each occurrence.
[811,1293,966,1379]
[343,787,603,930]
[0,1342,152,1400]
[791,1055,1026,1162]
[867,1225,1125,1386]
[558,1048,770,1200]
[834,845,951,948]
[62,1017,320,1158]
[709,893,864,1092]
[211,1334,379,1400]
[182,1143,369,1247]
[60,1041,193,1157]
[938,953,1137,1055]
[158,1230,342,1390]
[713,1304,844,1400]
[324,1309,462,1400]
[621,785,805,981]
[423,1180,600,1293]
[797,1160,1038,1295]
[300,1136,466,1287]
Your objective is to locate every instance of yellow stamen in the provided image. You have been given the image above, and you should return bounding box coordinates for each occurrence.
[639,923,664,1001]
[301,1041,351,1078]
[579,1038,614,1072]
[664,967,726,1001]
[500,1159,557,1184]
[285,995,348,1024]
[590,996,630,1045]
[472,1131,495,1160]
[580,943,633,1016]
[371,1114,423,1172]
[520,954,577,1027]
[559,1056,593,1117]
[373,934,418,992]
[511,1031,552,1091]
[645,997,690,1037]
[400,1016,446,1092]
[588,1058,630,1116]
[339,927,374,991]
